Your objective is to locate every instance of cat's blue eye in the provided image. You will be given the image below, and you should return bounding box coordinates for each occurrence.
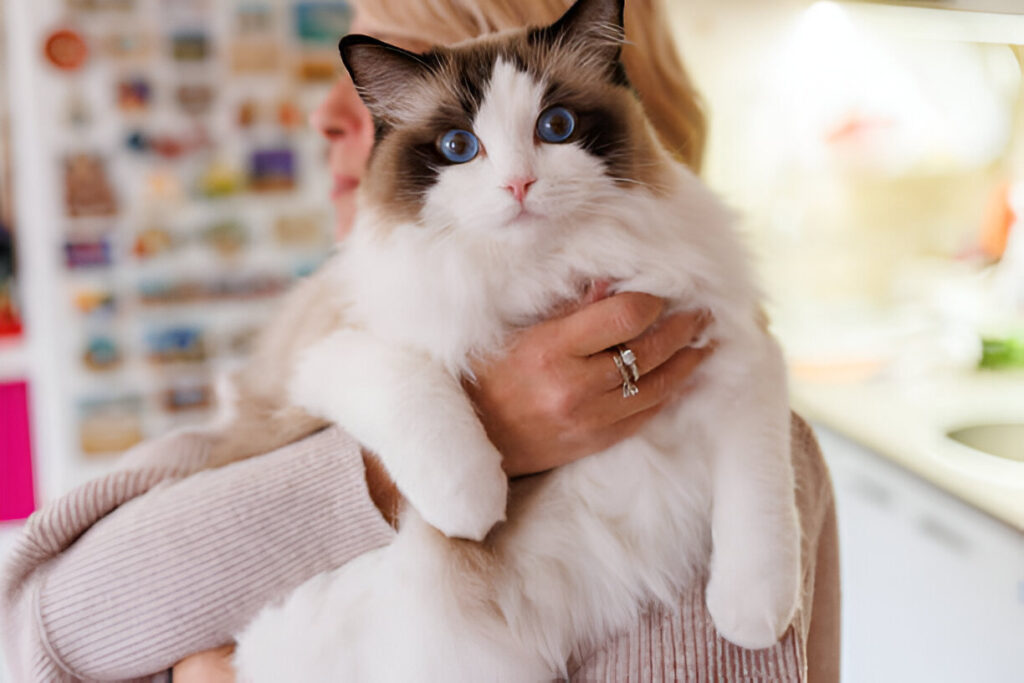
[537,106,576,143]
[438,129,479,163]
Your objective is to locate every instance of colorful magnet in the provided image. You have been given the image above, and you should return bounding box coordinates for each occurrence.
[171,32,209,61]
[65,90,92,127]
[236,3,274,34]
[230,40,281,73]
[293,3,352,44]
[0,283,21,337]
[175,84,214,116]
[116,76,152,111]
[248,147,296,192]
[295,55,337,83]
[237,99,258,128]
[82,335,122,371]
[133,226,176,259]
[78,395,144,456]
[197,159,244,197]
[64,236,113,268]
[276,98,303,129]
[146,326,207,364]
[273,212,326,247]
[64,154,117,217]
[67,0,137,11]
[44,28,89,71]
[138,279,195,306]
[201,220,248,257]
[143,169,185,203]
[100,31,153,61]
[72,287,117,316]
[161,382,212,412]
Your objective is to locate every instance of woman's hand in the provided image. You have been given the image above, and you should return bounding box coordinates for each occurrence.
[172,644,237,683]
[466,292,713,478]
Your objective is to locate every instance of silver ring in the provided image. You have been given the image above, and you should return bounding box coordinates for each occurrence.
[613,344,640,397]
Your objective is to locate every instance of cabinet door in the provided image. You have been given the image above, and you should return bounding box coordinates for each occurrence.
[0,381,35,521]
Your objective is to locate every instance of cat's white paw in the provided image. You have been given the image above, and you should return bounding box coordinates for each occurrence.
[405,454,508,541]
[705,533,801,650]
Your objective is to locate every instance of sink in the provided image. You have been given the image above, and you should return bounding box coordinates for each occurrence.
[947,424,1024,463]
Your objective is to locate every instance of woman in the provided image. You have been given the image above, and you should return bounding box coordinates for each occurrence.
[1,1,839,681]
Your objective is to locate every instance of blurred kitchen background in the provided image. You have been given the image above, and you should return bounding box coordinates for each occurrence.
[1,0,1022,681]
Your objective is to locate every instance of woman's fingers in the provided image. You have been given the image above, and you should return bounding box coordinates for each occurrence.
[585,310,711,392]
[556,292,665,357]
[584,343,715,426]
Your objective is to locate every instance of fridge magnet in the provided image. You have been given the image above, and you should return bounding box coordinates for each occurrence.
[226,325,259,355]
[82,335,122,371]
[72,287,117,316]
[273,211,326,247]
[133,226,176,259]
[201,220,248,257]
[171,32,209,62]
[202,273,287,301]
[229,40,281,74]
[78,395,144,456]
[138,278,203,306]
[66,0,137,12]
[143,169,185,204]
[116,76,152,112]
[160,381,213,412]
[276,97,304,129]
[64,154,117,217]
[236,98,258,128]
[197,159,244,198]
[296,55,337,83]
[64,236,113,269]
[0,284,21,337]
[175,83,214,116]
[64,90,93,128]
[293,2,352,44]
[100,31,153,61]
[248,147,296,192]
[146,325,208,364]
[236,3,274,34]
[44,28,89,72]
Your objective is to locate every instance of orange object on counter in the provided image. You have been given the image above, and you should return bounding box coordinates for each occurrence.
[980,181,1013,260]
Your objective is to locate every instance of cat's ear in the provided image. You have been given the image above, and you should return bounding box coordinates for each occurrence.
[542,0,626,67]
[339,35,436,122]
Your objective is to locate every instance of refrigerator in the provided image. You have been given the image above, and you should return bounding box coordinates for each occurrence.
[1,0,352,512]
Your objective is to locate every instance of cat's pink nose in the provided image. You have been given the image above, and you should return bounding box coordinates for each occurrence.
[503,176,536,203]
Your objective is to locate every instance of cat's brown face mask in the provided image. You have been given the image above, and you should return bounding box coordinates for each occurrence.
[337,0,666,228]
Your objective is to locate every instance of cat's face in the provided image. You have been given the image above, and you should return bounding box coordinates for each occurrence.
[341,0,664,242]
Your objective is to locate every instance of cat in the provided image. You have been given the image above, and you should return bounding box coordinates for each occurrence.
[221,0,801,679]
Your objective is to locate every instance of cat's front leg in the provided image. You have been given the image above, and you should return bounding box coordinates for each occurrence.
[290,328,508,541]
[702,337,801,650]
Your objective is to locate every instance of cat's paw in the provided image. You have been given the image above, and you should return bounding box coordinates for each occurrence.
[705,535,801,650]
[406,456,508,541]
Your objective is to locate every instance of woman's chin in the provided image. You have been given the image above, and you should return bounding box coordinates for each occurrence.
[333,200,358,241]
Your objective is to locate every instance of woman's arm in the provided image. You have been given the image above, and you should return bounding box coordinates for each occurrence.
[1,427,394,682]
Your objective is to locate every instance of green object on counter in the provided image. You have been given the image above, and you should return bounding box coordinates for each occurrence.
[980,335,1024,369]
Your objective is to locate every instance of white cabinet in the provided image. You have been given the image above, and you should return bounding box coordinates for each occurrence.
[816,426,1023,683]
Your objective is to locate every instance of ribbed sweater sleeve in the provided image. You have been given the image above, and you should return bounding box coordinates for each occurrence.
[1,427,396,682]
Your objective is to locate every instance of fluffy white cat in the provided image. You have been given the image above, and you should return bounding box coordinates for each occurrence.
[230,0,801,679]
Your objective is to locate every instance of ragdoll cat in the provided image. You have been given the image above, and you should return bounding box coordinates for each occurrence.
[222,0,802,678]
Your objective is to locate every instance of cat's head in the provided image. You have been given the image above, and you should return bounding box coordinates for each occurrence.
[340,0,667,242]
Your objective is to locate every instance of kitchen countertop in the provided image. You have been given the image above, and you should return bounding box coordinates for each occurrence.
[791,368,1024,530]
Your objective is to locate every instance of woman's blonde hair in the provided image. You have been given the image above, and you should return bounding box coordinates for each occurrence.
[352,0,706,172]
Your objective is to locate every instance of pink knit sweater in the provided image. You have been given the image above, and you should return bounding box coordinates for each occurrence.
[1,416,838,682]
